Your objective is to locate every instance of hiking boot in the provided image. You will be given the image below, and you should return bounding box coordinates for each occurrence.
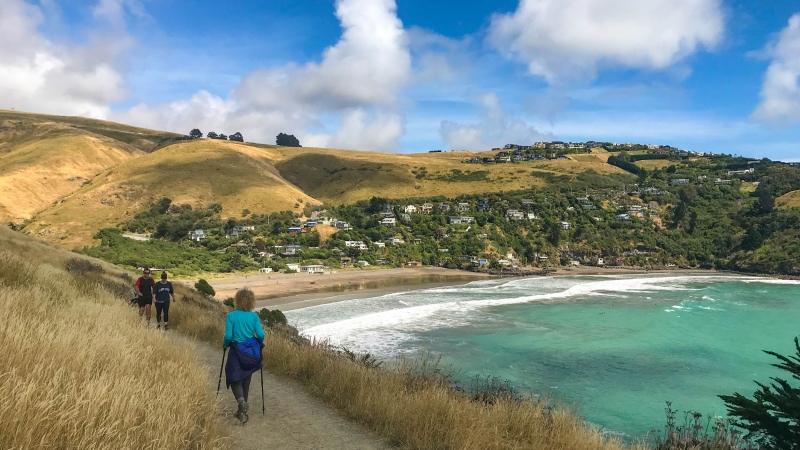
[236,399,249,424]
[164,324,170,331]
[156,324,161,329]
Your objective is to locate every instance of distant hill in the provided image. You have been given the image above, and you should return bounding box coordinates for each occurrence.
[0,110,629,249]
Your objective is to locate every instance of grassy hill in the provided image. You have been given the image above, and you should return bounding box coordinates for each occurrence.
[25,139,320,248]
[3,110,631,249]
[776,189,800,209]
[0,110,183,226]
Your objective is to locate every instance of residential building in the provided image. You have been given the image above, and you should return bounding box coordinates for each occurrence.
[671,178,690,185]
[727,168,755,176]
[387,237,405,245]
[299,265,325,274]
[521,198,534,205]
[527,212,537,220]
[439,203,451,213]
[421,203,434,214]
[304,221,317,228]
[381,217,397,227]
[616,213,631,221]
[400,213,412,223]
[714,179,732,185]
[449,216,475,224]
[288,226,302,235]
[344,241,368,250]
[560,221,572,230]
[477,200,491,212]
[456,202,470,212]
[404,205,418,214]
[374,242,386,248]
[258,267,273,273]
[188,229,207,241]
[286,263,300,272]
[334,221,350,230]
[506,209,526,220]
[282,245,302,256]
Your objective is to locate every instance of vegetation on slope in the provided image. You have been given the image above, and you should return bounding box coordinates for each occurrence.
[24,139,320,249]
[0,226,225,449]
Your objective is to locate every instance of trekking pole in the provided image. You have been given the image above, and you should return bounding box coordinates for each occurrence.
[261,367,265,415]
[216,348,227,397]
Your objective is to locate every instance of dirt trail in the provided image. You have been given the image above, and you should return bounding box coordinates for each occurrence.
[172,334,393,450]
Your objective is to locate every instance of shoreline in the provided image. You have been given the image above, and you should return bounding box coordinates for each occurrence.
[192,265,737,312]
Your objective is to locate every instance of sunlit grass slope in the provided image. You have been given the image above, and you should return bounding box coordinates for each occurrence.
[0,226,225,449]
[25,139,320,248]
[274,147,627,205]
[0,110,181,225]
[776,190,800,209]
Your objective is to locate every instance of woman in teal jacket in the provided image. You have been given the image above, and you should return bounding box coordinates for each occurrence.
[223,288,265,424]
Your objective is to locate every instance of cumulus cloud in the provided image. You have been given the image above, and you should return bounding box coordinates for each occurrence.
[752,14,800,125]
[119,0,411,151]
[488,0,724,84]
[439,92,554,150]
[0,0,129,118]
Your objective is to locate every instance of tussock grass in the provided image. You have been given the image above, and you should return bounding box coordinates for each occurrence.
[257,330,644,450]
[0,228,226,449]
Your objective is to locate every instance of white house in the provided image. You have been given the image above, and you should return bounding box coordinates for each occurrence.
[258,267,273,273]
[380,217,396,227]
[344,241,368,250]
[456,202,470,212]
[420,203,434,214]
[299,265,325,274]
[527,212,537,220]
[404,205,418,214]
[286,263,300,272]
[335,221,350,230]
[374,242,386,248]
[506,210,526,220]
[387,237,405,245]
[188,229,207,241]
[560,221,572,230]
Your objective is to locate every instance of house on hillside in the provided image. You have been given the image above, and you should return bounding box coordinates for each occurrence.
[457,202,471,212]
[560,221,572,230]
[334,221,350,230]
[421,203,434,214]
[671,178,690,185]
[288,226,302,236]
[506,209,526,221]
[381,217,397,227]
[344,241,368,251]
[477,200,491,212]
[404,260,423,267]
[400,213,412,223]
[188,229,207,242]
[616,213,631,222]
[282,245,302,256]
[439,203,451,213]
[387,237,405,245]
[404,205,417,214]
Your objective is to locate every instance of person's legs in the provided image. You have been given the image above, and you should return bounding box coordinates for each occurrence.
[155,303,164,328]
[230,379,249,423]
[241,375,252,401]
[162,301,170,329]
[144,302,152,324]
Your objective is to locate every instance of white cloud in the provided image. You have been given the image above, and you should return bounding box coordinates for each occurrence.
[440,92,554,150]
[0,0,128,118]
[120,0,411,151]
[752,14,800,125]
[488,0,724,84]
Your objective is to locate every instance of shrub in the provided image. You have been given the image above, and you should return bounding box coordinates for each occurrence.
[719,337,800,449]
[257,308,287,328]
[194,279,215,297]
[222,297,234,308]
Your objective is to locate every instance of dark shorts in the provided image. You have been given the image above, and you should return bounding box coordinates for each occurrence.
[137,297,153,307]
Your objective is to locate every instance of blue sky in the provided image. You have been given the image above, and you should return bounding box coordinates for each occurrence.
[2,0,799,159]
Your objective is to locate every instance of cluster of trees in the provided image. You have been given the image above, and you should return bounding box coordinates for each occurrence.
[188,129,244,142]
[276,133,301,147]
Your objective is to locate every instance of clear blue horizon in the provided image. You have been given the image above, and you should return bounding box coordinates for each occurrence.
[2,0,800,159]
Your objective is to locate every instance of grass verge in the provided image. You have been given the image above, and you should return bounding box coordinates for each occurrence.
[0,227,226,449]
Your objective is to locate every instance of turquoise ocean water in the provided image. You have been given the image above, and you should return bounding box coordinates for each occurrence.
[285,274,800,439]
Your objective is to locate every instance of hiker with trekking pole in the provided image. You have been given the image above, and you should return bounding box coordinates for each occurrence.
[218,288,265,424]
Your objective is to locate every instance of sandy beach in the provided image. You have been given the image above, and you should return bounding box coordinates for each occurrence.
[187,265,715,312]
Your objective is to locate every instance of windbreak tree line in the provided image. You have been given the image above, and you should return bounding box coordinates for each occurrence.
[188,129,244,142]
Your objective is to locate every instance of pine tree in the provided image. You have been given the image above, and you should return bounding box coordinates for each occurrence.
[719,337,800,449]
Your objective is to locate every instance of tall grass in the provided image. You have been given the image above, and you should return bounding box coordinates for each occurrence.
[0,228,226,449]
[259,332,645,450]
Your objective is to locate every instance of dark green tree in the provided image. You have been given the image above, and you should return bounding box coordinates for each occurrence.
[229,132,244,142]
[276,133,301,147]
[719,337,800,449]
[207,131,218,139]
[218,133,228,140]
[194,279,216,297]
[189,128,202,138]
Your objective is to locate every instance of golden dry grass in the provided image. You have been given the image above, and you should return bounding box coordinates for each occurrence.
[0,227,226,450]
[776,189,800,209]
[24,140,320,248]
[260,333,645,450]
[0,134,135,223]
[635,160,673,170]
